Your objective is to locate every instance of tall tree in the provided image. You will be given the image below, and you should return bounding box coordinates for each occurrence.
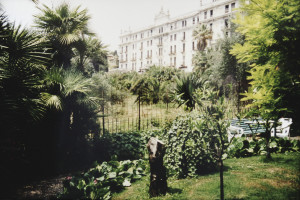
[34,3,93,68]
[72,36,108,74]
[193,24,212,51]
[231,0,300,156]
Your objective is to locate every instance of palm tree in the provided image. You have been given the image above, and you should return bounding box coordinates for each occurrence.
[41,68,99,165]
[0,14,52,186]
[173,73,204,110]
[0,15,50,134]
[34,3,93,68]
[193,24,212,51]
[72,36,108,74]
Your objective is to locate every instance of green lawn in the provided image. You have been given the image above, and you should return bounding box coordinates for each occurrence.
[112,152,300,200]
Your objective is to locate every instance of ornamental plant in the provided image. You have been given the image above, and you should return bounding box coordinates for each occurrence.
[164,114,217,178]
[60,159,147,199]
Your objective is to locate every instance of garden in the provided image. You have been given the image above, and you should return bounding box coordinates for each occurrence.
[1,0,300,199]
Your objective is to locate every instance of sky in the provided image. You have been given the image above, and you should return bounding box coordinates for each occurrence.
[1,0,201,51]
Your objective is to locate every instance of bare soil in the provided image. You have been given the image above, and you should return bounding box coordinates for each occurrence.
[10,175,65,199]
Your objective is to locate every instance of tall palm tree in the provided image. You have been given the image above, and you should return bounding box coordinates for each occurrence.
[72,36,108,74]
[41,68,99,162]
[193,24,212,51]
[0,14,52,186]
[0,15,50,135]
[34,3,93,68]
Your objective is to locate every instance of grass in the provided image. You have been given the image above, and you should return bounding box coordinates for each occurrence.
[112,152,300,200]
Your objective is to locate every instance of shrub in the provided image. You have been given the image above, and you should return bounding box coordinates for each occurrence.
[60,159,147,199]
[164,114,217,178]
[227,137,300,158]
[91,130,165,162]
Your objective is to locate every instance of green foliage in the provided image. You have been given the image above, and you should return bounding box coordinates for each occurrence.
[192,24,212,51]
[231,0,300,133]
[102,132,146,160]
[164,114,217,178]
[227,137,300,158]
[145,65,180,83]
[34,3,94,68]
[72,36,109,74]
[173,73,204,110]
[61,159,147,199]
[91,130,164,162]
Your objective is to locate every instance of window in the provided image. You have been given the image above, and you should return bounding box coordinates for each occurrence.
[210,10,213,17]
[132,44,134,49]
[225,19,229,28]
[183,43,185,52]
[170,58,172,66]
[185,20,187,26]
[141,52,143,59]
[192,42,195,50]
[210,23,213,31]
[182,21,184,27]
[204,11,207,19]
[225,5,229,13]
[141,42,143,49]
[231,3,235,9]
[170,35,173,41]
[174,57,176,66]
[183,56,185,66]
[125,46,128,52]
[150,50,152,57]
[197,16,199,23]
[147,41,149,46]
[183,32,185,40]
[174,45,176,53]
[193,17,195,24]
[171,25,173,30]
[174,34,177,40]
[150,40,152,45]
[170,46,172,54]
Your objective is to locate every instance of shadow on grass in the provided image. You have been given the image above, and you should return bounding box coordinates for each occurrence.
[260,156,298,166]
[167,187,182,195]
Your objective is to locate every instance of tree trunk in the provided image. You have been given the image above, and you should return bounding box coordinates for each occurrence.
[265,121,272,159]
[147,137,167,197]
[138,94,141,131]
[220,158,224,200]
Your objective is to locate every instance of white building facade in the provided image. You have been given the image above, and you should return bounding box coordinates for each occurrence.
[119,0,238,72]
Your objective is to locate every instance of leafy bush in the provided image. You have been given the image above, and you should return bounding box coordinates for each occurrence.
[61,159,147,199]
[91,130,165,162]
[100,132,145,160]
[227,137,300,158]
[164,114,217,178]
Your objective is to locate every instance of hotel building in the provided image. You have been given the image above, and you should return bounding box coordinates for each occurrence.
[118,0,238,72]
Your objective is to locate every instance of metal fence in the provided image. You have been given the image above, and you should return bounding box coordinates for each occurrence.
[99,115,172,134]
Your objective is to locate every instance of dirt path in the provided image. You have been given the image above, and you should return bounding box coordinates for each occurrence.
[12,175,65,199]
